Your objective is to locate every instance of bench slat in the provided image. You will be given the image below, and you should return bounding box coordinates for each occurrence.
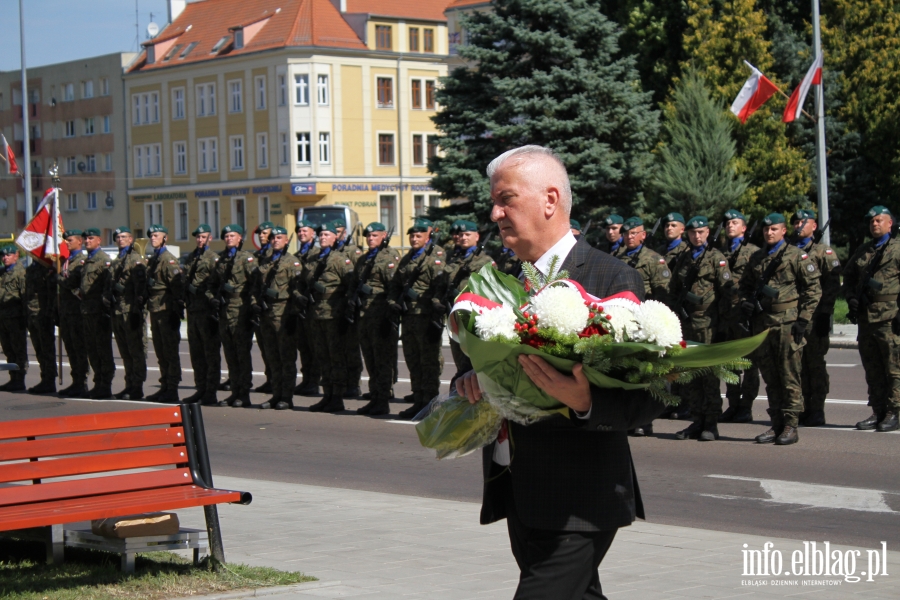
[0,427,186,462]
[0,469,192,508]
[0,447,187,485]
[0,485,246,532]
[0,407,185,441]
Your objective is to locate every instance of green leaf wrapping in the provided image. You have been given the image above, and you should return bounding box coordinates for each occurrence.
[668,330,769,368]
[465,266,530,308]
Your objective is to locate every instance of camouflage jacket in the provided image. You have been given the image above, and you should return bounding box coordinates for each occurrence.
[309,247,354,320]
[597,238,626,257]
[842,236,900,324]
[721,238,761,318]
[0,262,26,320]
[259,250,303,317]
[294,242,320,294]
[58,250,88,315]
[146,248,184,313]
[349,246,402,318]
[493,248,522,278]
[25,262,57,316]
[442,248,495,305]
[80,248,113,315]
[206,248,257,318]
[618,245,670,305]
[389,244,447,316]
[740,242,822,327]
[797,239,841,317]
[183,246,218,313]
[655,238,690,271]
[670,245,734,326]
[106,247,147,316]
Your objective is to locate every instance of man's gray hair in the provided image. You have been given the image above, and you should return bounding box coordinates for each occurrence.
[486,145,572,215]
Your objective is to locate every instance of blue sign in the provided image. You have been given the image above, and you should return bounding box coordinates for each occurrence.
[292,183,317,195]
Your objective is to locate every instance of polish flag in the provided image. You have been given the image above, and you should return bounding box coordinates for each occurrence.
[0,133,18,175]
[16,187,69,266]
[730,62,779,124]
[783,54,823,123]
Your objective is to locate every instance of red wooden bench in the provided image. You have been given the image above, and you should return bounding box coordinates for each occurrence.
[0,403,251,565]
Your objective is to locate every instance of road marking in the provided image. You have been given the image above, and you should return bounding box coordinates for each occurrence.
[704,475,896,513]
[720,394,868,405]
[826,363,858,367]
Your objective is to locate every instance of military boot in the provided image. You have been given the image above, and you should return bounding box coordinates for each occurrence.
[114,388,130,399]
[145,388,166,402]
[345,386,361,398]
[699,418,719,442]
[398,400,427,421]
[719,405,739,422]
[89,386,112,399]
[3,374,25,392]
[124,387,144,400]
[254,381,273,394]
[856,410,886,430]
[0,378,13,391]
[218,379,231,391]
[308,394,330,412]
[731,407,754,423]
[60,382,88,397]
[320,394,345,413]
[775,425,799,445]
[201,390,219,406]
[675,420,704,440]
[258,396,278,410]
[401,393,416,403]
[231,393,252,408]
[217,392,237,407]
[158,389,180,404]
[877,410,899,432]
[183,389,206,403]
[800,410,826,427]
[361,391,374,401]
[28,379,56,395]
[294,381,320,396]
[630,423,653,437]
[274,397,293,410]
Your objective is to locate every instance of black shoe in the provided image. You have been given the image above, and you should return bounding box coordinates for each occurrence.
[231,395,251,408]
[755,428,778,443]
[274,399,293,410]
[345,386,361,398]
[114,388,130,399]
[308,395,330,412]
[699,422,719,441]
[201,392,219,406]
[775,425,799,445]
[183,389,206,403]
[357,399,389,416]
[669,407,691,420]
[60,383,88,398]
[320,395,345,413]
[89,387,112,400]
[361,391,374,400]
[217,392,236,407]
[294,382,320,396]
[877,410,899,432]
[145,389,165,402]
[254,381,273,394]
[259,401,273,410]
[4,379,25,392]
[218,379,231,391]
[719,406,738,422]
[28,380,56,395]
[124,388,144,400]
[401,393,416,404]
[630,424,653,437]
[0,380,12,391]
[675,420,703,440]
[731,407,753,423]
[800,410,826,427]
[398,401,427,421]
[158,390,180,404]
[857,411,886,430]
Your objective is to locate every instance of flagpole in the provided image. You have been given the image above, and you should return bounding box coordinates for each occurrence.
[19,0,33,223]
[812,0,830,246]
[50,166,63,386]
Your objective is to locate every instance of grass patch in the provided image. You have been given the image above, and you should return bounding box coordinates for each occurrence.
[0,541,315,600]
[834,297,849,324]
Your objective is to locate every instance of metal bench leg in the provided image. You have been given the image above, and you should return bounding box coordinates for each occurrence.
[193,547,200,566]
[46,524,63,565]
[204,504,226,564]
[122,552,135,573]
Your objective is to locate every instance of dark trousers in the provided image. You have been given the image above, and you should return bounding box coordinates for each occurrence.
[504,483,617,600]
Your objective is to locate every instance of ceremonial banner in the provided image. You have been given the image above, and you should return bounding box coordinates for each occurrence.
[16,187,69,265]
[0,133,18,175]
[783,54,823,123]
[731,62,779,124]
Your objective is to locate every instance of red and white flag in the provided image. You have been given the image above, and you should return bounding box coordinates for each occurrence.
[731,61,779,124]
[783,54,823,123]
[0,133,18,175]
[16,187,69,265]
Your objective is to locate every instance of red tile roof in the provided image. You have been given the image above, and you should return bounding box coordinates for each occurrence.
[445,0,490,8]
[130,0,366,73]
[345,0,453,22]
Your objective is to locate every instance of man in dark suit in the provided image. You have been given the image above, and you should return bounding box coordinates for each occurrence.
[455,145,666,600]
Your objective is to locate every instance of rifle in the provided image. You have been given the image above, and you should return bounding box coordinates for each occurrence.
[813,218,831,244]
[740,241,789,331]
[346,227,394,324]
[848,228,894,324]
[210,237,244,323]
[582,219,593,236]
[648,218,662,239]
[258,234,294,313]
[672,222,723,320]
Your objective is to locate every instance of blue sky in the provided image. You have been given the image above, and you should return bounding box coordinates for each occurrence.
[1,0,171,71]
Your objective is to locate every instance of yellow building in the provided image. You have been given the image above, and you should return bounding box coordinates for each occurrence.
[126,0,454,250]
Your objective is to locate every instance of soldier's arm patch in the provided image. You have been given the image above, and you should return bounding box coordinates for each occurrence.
[169,260,176,264]
[345,259,352,264]
[826,249,833,255]
[388,263,395,268]
[247,257,254,262]
[105,262,111,266]
[662,269,670,278]
[435,260,442,265]
[807,264,816,272]
[801,254,809,260]
[832,260,839,267]
[723,272,731,280]
[719,260,727,267]
[659,258,666,264]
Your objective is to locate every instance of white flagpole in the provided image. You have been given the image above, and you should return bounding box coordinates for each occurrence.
[19,0,33,222]
[812,0,830,246]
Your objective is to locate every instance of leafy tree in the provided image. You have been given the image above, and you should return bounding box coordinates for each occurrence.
[429,0,660,226]
[651,69,748,219]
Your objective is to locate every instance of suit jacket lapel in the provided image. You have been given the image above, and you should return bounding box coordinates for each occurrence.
[561,238,589,279]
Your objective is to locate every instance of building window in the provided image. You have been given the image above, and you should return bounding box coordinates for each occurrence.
[230,136,244,171]
[66,156,77,174]
[278,75,286,106]
[294,74,309,105]
[411,79,422,109]
[100,78,109,96]
[172,87,185,119]
[255,76,266,110]
[377,77,393,108]
[379,195,397,230]
[257,133,268,169]
[280,133,289,165]
[318,132,330,164]
[86,191,97,210]
[259,197,270,223]
[64,120,76,137]
[317,74,329,105]
[85,155,96,173]
[132,95,140,125]
[67,193,77,211]
[378,133,395,165]
[232,198,246,230]
[145,202,163,231]
[63,83,74,102]
[198,137,218,173]
[150,92,159,122]
[296,132,311,164]
[427,135,440,160]
[414,194,425,216]
[211,36,229,54]
[175,201,189,240]
[376,25,392,51]
[412,134,424,166]
[82,80,94,99]
[200,199,220,238]
[83,118,94,136]
[424,28,435,53]
[104,153,112,172]
[409,27,419,52]
[180,41,199,58]
[196,83,216,116]
[102,115,110,133]
[132,92,160,124]
[425,80,436,109]
[229,80,243,113]
[174,141,187,174]
[134,144,161,177]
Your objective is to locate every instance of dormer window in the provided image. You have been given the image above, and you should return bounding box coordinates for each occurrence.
[163,44,184,61]
[211,36,230,54]
[179,41,198,59]
[147,45,156,64]
[234,29,244,49]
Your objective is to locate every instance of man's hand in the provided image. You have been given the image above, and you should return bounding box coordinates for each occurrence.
[455,369,482,403]
[518,355,591,413]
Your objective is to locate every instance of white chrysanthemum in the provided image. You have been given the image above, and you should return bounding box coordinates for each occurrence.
[530,285,590,335]
[474,304,518,340]
[602,305,641,342]
[634,299,683,347]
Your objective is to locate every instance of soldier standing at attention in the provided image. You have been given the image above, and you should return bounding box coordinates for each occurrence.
[349,223,401,416]
[389,219,447,420]
[718,209,761,424]
[293,220,320,395]
[495,245,522,278]
[308,221,354,413]
[740,214,821,445]
[0,245,27,391]
[655,212,689,271]
[253,221,275,394]
[335,220,364,398]
[671,216,733,442]
[183,225,220,404]
[208,224,257,408]
[25,254,57,394]
[791,210,841,427]
[596,214,625,256]
[842,206,900,432]
[144,226,185,403]
[257,227,301,410]
[106,227,148,400]
[81,228,115,399]
[57,230,90,397]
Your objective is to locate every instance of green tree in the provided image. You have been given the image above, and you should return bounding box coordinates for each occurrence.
[651,69,748,219]
[429,0,660,225]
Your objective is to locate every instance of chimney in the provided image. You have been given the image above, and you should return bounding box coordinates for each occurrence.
[169,0,187,22]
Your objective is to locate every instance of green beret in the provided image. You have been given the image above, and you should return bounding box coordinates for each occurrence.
[257,221,275,232]
[0,244,18,256]
[271,226,288,236]
[685,216,709,230]
[762,213,786,226]
[456,220,478,233]
[408,218,433,234]
[295,219,315,231]
[84,227,102,237]
[113,226,131,236]
[192,224,211,235]
[662,212,685,224]
[222,224,244,236]
[364,222,386,234]
[790,209,814,222]
[332,218,347,229]
[317,222,338,235]
[569,219,582,231]
[622,217,643,232]
[147,224,168,234]
[604,214,624,226]
[866,205,892,219]
[63,229,83,238]
[723,209,746,222]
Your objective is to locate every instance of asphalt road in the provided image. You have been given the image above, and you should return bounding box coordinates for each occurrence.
[2,338,897,549]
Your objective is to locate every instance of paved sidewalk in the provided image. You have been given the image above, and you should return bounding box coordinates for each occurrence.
[830,324,858,349]
[174,476,898,600]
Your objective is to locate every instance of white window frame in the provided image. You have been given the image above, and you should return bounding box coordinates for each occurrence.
[145,202,163,231]
[102,115,110,134]
[278,75,286,106]
[100,78,109,96]
[104,153,112,172]
[200,199,220,239]
[82,80,94,99]
[85,191,97,210]
[133,144,161,178]
[294,74,309,105]
[175,201,189,241]
[64,120,76,138]
[379,194,397,231]
[83,117,94,136]
[377,131,396,166]
[63,83,74,102]
[230,135,245,171]
[255,75,266,110]
[66,156,77,175]
[317,74,329,105]
[411,133,425,166]
[280,133,289,165]
[376,76,395,109]
[85,155,96,173]
[257,133,268,169]
[133,146,143,178]
[173,141,187,175]
[295,132,311,164]
[318,132,330,164]
[132,95,141,125]
[228,79,243,113]
[258,196,270,223]
[66,192,78,211]
[198,137,218,173]
[232,197,246,231]
[172,87,185,120]
[196,83,216,117]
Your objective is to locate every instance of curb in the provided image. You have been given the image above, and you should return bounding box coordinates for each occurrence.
[829,338,858,350]
[171,579,340,600]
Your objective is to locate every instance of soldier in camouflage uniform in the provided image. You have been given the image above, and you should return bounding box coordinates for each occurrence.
[253,221,275,394]
[293,219,321,395]
[390,219,447,420]
[842,205,900,433]
[596,214,625,256]
[671,216,734,441]
[495,246,522,278]
[183,224,221,405]
[208,224,257,408]
[718,209,761,423]
[655,212,689,272]
[336,220,364,397]
[740,213,822,445]
[25,255,57,394]
[57,230,90,397]
[791,210,841,427]
[256,227,301,410]
[348,222,401,416]
[145,225,185,403]
[0,245,27,391]
[81,228,115,399]
[106,227,148,400]
[307,221,355,413]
